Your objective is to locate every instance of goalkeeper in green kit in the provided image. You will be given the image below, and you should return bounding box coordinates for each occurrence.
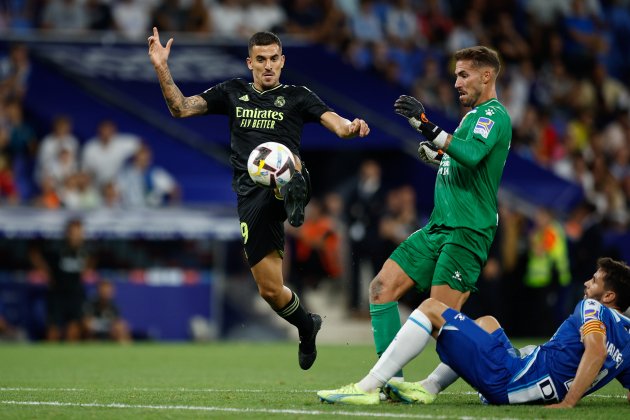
[367,45,512,403]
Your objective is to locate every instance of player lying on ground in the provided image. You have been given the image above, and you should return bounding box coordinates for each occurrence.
[318,257,630,407]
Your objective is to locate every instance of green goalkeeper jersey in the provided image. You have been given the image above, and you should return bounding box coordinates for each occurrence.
[429,98,511,238]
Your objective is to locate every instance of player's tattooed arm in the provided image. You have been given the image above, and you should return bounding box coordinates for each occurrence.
[156,67,207,118]
[148,26,207,118]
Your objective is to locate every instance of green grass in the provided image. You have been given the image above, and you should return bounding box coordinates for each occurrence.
[0,341,627,419]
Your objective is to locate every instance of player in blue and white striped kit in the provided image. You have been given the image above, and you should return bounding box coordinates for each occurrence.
[318,257,630,407]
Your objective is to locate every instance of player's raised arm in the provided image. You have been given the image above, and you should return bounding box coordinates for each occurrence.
[320,111,369,139]
[148,27,207,118]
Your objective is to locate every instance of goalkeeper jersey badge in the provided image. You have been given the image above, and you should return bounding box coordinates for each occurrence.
[473,117,494,139]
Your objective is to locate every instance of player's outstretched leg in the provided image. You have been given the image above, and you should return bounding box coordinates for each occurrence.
[317,383,380,405]
[281,171,307,227]
[298,313,322,370]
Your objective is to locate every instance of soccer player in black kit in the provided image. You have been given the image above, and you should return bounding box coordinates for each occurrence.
[148,28,369,369]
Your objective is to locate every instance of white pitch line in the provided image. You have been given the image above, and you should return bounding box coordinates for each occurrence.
[0,400,522,420]
[0,387,626,399]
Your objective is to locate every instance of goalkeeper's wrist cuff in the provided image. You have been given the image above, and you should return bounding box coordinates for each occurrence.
[432,131,448,149]
[419,120,443,141]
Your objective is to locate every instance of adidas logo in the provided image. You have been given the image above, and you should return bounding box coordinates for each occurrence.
[239,94,249,102]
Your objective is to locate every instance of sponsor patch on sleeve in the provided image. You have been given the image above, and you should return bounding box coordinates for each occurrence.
[473,117,495,139]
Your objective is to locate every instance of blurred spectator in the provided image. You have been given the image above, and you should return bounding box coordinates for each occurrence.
[210,0,247,39]
[490,12,530,64]
[0,153,20,204]
[4,99,37,198]
[41,0,88,33]
[33,174,62,209]
[525,0,570,27]
[36,115,79,186]
[60,171,101,209]
[83,279,131,343]
[85,0,115,31]
[411,56,443,110]
[446,9,487,53]
[591,63,630,124]
[29,218,95,342]
[44,147,77,190]
[245,0,287,33]
[499,60,536,127]
[384,0,418,48]
[417,0,452,47]
[4,99,37,164]
[433,78,460,121]
[152,0,187,32]
[521,207,571,335]
[379,185,420,259]
[601,108,630,155]
[0,43,30,102]
[349,0,383,44]
[81,119,140,188]
[117,143,180,207]
[101,181,121,208]
[531,38,572,108]
[564,201,604,302]
[112,0,151,40]
[185,0,211,33]
[560,0,607,77]
[340,159,385,313]
[288,197,342,296]
[284,0,329,42]
[378,184,421,310]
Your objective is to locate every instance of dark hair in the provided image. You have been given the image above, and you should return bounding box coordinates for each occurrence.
[598,257,630,312]
[248,32,282,55]
[453,46,501,76]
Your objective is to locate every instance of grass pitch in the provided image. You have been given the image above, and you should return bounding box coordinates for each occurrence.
[0,341,627,419]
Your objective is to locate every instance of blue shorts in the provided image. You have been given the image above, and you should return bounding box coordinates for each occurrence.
[436,308,521,404]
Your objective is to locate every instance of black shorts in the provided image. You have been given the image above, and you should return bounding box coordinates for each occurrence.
[237,187,286,267]
[237,166,312,267]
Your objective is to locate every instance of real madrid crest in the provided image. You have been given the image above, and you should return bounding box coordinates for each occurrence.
[274,96,285,107]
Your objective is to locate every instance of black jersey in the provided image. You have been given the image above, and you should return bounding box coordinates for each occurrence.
[199,78,332,195]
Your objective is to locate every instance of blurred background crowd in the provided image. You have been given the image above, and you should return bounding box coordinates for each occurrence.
[0,0,629,342]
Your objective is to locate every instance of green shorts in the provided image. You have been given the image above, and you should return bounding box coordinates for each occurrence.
[389,225,494,293]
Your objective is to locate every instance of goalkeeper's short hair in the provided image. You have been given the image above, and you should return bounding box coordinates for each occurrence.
[454,46,501,75]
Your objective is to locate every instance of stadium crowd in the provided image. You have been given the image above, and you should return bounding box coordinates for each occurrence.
[0,42,180,208]
[1,1,629,223]
[0,0,629,338]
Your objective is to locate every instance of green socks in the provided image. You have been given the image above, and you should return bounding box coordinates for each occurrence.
[370,301,403,378]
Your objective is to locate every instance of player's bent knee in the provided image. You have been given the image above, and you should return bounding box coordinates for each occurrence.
[418,297,447,314]
[474,315,501,333]
[368,277,397,303]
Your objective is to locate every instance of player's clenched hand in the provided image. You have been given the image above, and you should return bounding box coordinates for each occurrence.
[348,118,370,137]
[148,27,173,68]
[394,95,427,131]
[417,141,442,166]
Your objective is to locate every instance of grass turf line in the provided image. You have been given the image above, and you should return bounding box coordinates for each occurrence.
[0,342,627,419]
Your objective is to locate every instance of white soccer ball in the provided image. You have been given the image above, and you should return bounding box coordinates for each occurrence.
[247,141,296,188]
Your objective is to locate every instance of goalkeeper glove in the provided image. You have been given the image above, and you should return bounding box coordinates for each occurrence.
[418,141,443,166]
[394,95,448,149]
